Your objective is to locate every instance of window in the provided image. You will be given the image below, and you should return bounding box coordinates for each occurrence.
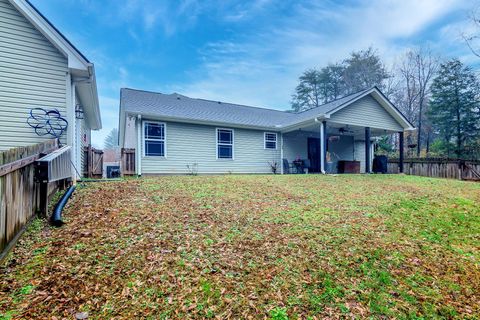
[144,121,166,157]
[217,128,233,159]
[264,132,277,149]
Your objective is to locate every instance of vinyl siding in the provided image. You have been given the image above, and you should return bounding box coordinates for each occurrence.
[283,131,316,161]
[329,135,354,173]
[329,96,403,131]
[0,0,68,151]
[353,140,374,173]
[140,121,281,174]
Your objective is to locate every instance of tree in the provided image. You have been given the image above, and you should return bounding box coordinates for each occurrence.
[342,47,390,94]
[463,9,480,58]
[104,128,119,149]
[291,69,323,112]
[428,59,480,158]
[394,48,438,156]
[291,47,389,111]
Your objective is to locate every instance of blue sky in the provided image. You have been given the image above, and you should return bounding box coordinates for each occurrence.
[31,0,479,147]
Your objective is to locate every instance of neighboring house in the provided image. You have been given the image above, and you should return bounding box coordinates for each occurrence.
[0,0,101,177]
[119,87,414,175]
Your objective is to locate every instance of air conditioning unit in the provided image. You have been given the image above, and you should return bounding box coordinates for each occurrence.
[35,146,73,183]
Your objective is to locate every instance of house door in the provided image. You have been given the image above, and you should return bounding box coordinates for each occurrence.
[308,137,320,173]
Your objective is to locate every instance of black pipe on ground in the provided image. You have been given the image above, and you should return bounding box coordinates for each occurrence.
[50,185,76,227]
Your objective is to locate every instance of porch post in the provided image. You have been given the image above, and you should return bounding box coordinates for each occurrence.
[319,121,327,173]
[280,132,284,174]
[398,131,404,173]
[365,127,371,173]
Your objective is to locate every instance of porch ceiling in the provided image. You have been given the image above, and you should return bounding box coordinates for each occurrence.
[291,122,397,139]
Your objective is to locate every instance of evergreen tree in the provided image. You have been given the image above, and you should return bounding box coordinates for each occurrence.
[342,47,390,94]
[428,59,480,158]
[291,47,389,111]
[291,69,323,112]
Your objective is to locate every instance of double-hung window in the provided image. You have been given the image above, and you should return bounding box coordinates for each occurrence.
[264,132,277,149]
[217,128,233,159]
[144,121,166,157]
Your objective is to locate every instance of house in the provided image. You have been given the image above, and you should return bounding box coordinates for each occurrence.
[0,0,101,178]
[119,87,414,175]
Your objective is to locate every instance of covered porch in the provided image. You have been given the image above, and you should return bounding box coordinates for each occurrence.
[280,121,405,174]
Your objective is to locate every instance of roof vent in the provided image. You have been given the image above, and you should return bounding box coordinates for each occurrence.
[218,101,222,104]
[177,96,181,100]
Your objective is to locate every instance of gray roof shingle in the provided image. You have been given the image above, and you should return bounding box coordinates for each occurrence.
[120,87,371,129]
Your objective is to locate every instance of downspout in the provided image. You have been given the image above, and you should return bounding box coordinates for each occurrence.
[280,132,284,174]
[136,115,142,176]
[315,117,328,174]
[71,67,95,180]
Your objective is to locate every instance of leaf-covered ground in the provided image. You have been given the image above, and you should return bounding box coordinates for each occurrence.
[1,175,479,319]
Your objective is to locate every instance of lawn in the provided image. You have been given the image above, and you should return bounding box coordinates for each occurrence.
[0,175,479,319]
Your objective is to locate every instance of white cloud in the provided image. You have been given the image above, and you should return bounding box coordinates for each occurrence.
[173,0,475,110]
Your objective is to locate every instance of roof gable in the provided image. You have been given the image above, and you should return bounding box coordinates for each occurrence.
[329,95,404,131]
[326,87,414,130]
[8,0,90,71]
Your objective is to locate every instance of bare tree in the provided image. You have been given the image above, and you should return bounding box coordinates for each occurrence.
[463,9,480,58]
[394,48,438,156]
[413,48,438,156]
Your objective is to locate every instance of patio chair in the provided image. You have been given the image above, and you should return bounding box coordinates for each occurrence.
[282,159,295,174]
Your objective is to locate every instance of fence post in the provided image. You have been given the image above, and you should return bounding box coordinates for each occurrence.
[398,131,404,173]
[38,182,48,218]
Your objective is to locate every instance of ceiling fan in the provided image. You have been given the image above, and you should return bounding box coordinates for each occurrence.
[338,127,354,135]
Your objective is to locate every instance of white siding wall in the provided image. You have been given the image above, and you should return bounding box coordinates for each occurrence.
[329,135,354,172]
[0,0,68,151]
[330,96,403,131]
[141,121,281,174]
[353,140,373,173]
[283,131,313,161]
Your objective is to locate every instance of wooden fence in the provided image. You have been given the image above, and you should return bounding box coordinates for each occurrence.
[388,158,480,181]
[121,148,135,176]
[0,140,62,261]
[83,146,103,178]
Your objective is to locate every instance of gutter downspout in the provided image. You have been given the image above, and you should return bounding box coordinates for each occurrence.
[315,117,328,174]
[136,115,142,176]
[280,132,284,174]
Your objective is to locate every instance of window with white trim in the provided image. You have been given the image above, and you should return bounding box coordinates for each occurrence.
[217,128,233,159]
[144,122,165,157]
[264,132,277,149]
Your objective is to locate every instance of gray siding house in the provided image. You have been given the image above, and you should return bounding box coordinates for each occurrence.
[119,87,414,175]
[0,0,101,177]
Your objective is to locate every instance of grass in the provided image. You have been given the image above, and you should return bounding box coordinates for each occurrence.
[0,174,479,319]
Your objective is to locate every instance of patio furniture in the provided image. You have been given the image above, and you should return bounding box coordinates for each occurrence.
[282,159,295,174]
[292,159,304,174]
[338,160,360,173]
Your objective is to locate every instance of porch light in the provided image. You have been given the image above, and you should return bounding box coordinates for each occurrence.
[75,104,84,119]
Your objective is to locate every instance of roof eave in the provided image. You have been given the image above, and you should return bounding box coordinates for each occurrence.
[74,65,101,130]
[124,111,283,132]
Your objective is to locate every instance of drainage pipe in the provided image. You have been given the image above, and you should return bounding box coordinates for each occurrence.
[50,185,76,227]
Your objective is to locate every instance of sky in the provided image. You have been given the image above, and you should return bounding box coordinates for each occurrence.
[30,0,480,148]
